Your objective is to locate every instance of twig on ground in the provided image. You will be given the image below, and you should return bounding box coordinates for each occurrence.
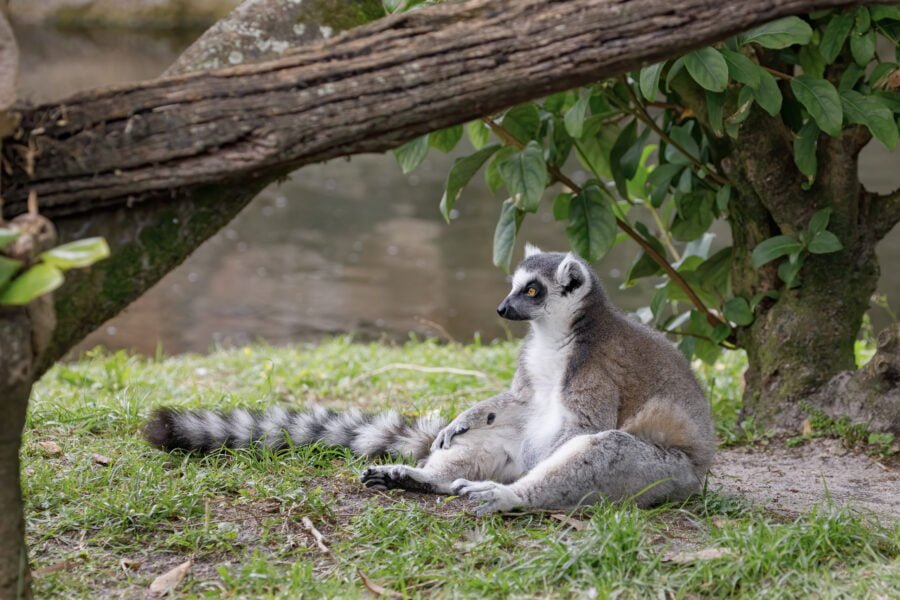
[301,516,330,554]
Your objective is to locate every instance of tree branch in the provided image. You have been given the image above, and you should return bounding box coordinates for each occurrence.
[2,0,877,220]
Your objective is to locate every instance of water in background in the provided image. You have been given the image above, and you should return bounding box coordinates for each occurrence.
[17,25,900,355]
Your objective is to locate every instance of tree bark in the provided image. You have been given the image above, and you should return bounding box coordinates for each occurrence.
[0,213,57,600]
[0,309,34,600]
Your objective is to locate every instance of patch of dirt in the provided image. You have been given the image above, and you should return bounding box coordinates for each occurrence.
[709,438,900,521]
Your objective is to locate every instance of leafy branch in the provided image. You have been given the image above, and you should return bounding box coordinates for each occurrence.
[482,116,727,328]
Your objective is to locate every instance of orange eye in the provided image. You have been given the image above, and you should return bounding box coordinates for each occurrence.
[526,287,538,297]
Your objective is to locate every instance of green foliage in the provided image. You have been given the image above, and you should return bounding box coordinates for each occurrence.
[0,235,110,305]
[389,8,900,362]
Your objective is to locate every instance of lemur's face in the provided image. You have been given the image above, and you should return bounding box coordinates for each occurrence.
[497,244,592,322]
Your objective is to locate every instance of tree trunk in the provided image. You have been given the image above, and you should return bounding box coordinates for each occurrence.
[0,309,34,600]
[668,49,898,432]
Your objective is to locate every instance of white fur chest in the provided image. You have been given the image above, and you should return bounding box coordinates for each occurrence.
[521,326,574,465]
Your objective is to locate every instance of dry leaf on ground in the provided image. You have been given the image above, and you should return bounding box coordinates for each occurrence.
[358,570,402,599]
[38,441,63,456]
[551,513,588,530]
[149,559,192,596]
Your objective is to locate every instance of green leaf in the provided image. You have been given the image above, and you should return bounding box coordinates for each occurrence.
[849,28,876,66]
[40,237,111,271]
[726,86,756,131]
[777,255,805,288]
[840,90,899,149]
[751,235,803,268]
[793,119,820,179]
[439,144,502,221]
[719,49,761,88]
[466,121,490,150]
[807,230,843,254]
[0,256,22,288]
[626,144,656,201]
[501,104,541,144]
[428,125,463,153]
[716,184,732,214]
[807,207,832,237]
[839,63,866,91]
[393,135,429,174]
[498,141,548,212]
[549,116,574,167]
[564,89,591,138]
[791,74,843,136]
[647,163,682,208]
[820,10,855,63]
[696,247,733,296]
[0,263,64,305]
[684,48,729,92]
[576,118,618,178]
[0,227,20,251]
[485,147,514,193]
[665,57,686,90]
[624,222,667,285]
[610,120,638,198]
[566,186,617,263]
[639,62,665,101]
[671,192,715,241]
[552,192,573,221]
[493,200,524,272]
[871,6,900,21]
[742,17,813,49]
[664,123,700,166]
[706,91,725,137]
[724,296,755,326]
[798,45,826,79]
[854,6,871,32]
[752,68,783,116]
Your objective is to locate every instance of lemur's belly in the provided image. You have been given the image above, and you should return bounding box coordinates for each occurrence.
[520,335,575,469]
[520,386,573,469]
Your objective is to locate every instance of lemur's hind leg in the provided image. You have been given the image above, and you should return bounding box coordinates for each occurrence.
[453,430,703,516]
[361,464,456,494]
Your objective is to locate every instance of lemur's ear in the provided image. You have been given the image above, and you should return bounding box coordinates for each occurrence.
[524,242,543,258]
[555,253,589,295]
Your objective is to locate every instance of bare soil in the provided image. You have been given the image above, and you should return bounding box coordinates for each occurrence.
[709,438,900,521]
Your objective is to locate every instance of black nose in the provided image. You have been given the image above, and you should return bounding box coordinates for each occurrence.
[497,299,509,317]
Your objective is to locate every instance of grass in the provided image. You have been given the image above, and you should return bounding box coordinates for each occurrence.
[22,338,900,598]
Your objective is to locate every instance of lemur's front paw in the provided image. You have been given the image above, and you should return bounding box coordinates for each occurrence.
[451,479,522,516]
[361,465,406,490]
[430,423,470,451]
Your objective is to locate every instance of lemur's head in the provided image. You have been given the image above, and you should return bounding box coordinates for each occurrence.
[497,243,599,322]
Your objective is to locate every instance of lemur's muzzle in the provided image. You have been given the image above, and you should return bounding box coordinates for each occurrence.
[497,298,527,321]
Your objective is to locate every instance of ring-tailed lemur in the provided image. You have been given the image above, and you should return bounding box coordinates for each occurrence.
[144,245,715,515]
[363,245,715,514]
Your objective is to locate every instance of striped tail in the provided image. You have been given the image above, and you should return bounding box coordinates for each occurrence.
[143,406,446,460]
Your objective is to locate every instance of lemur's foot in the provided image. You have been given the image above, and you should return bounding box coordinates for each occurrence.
[361,465,435,493]
[452,479,523,516]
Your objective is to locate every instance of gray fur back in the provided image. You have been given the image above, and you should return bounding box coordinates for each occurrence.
[144,406,446,460]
